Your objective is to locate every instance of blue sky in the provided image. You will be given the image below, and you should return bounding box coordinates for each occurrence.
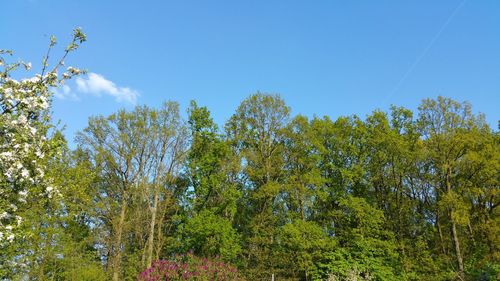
[2,0,499,144]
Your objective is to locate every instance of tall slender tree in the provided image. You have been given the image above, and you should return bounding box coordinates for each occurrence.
[77,102,187,280]
[225,93,290,279]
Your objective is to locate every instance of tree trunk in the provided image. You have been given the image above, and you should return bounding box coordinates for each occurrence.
[451,217,465,280]
[146,186,159,268]
[155,202,166,261]
[112,198,127,281]
[446,165,465,280]
[436,211,447,255]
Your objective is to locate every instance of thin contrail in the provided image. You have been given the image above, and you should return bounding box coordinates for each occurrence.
[383,0,468,104]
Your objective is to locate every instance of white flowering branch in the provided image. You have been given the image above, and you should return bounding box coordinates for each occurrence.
[0,28,86,249]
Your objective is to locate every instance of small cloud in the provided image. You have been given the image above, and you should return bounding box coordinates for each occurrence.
[75,72,139,104]
[53,84,79,101]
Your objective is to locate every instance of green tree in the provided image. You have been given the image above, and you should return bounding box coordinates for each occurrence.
[417,96,495,280]
[186,101,240,217]
[77,102,188,280]
[179,210,241,261]
[312,196,400,281]
[179,101,242,262]
[278,220,334,280]
[225,93,290,279]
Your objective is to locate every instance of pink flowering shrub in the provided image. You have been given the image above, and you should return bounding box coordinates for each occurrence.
[138,253,243,281]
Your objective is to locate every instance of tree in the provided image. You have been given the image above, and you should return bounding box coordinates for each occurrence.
[179,210,241,261]
[180,101,242,262]
[278,220,333,280]
[281,115,324,223]
[225,93,290,279]
[186,101,240,217]
[417,96,492,280]
[0,28,86,277]
[77,102,188,280]
[311,196,400,281]
[3,34,499,281]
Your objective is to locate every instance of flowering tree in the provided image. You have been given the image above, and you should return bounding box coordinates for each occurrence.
[138,253,243,281]
[0,28,86,276]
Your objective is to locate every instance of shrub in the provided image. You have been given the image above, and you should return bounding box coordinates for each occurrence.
[138,253,243,281]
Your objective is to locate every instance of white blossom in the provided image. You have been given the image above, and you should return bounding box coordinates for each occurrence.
[16,162,23,170]
[66,66,81,75]
[1,151,13,159]
[21,76,40,83]
[18,190,28,198]
[4,171,13,181]
[18,115,28,125]
[0,49,77,248]
[35,149,45,159]
[36,168,44,177]
[16,216,23,226]
[0,212,9,220]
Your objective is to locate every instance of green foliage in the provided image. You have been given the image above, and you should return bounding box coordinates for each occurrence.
[278,220,334,279]
[2,34,498,281]
[186,101,240,217]
[179,210,241,262]
[310,196,400,281]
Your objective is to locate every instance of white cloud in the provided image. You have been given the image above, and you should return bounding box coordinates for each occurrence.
[53,85,79,101]
[75,73,139,104]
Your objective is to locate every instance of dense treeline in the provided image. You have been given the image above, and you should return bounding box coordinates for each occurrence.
[5,94,499,280]
[1,34,499,281]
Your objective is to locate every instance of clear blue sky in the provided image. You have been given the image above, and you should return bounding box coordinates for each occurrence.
[2,0,499,144]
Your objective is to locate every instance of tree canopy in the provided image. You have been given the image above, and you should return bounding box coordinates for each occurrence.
[1,32,499,281]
